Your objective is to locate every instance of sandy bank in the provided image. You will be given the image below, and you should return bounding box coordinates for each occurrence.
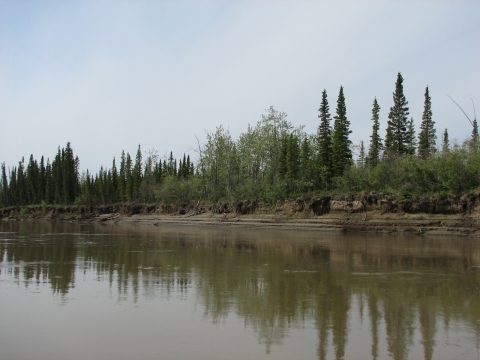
[101,212,480,237]
[3,209,479,237]
[2,193,480,236]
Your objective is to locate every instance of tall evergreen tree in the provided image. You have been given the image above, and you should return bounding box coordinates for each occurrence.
[1,163,9,206]
[472,118,479,142]
[300,137,313,181]
[111,158,118,203]
[62,143,76,204]
[189,161,194,176]
[178,159,183,179]
[317,89,333,186]
[17,158,27,205]
[98,166,105,204]
[331,86,352,177]
[39,156,46,202]
[125,153,133,201]
[405,117,417,156]
[52,148,63,203]
[442,128,449,152]
[45,159,53,204]
[418,86,436,159]
[74,156,80,197]
[367,98,382,167]
[9,167,17,205]
[106,169,113,203]
[186,155,191,179]
[168,152,175,176]
[286,133,300,182]
[118,150,126,202]
[385,72,410,156]
[26,155,38,204]
[133,145,142,201]
[182,153,187,178]
[357,141,366,168]
[82,169,93,205]
[154,160,163,183]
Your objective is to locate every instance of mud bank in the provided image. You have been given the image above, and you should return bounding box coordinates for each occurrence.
[1,193,480,236]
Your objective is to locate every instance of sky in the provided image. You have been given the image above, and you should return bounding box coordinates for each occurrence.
[1,0,479,173]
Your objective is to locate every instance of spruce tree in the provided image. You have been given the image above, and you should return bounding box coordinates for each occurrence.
[26,155,39,204]
[472,118,479,142]
[62,143,76,204]
[186,155,191,179]
[1,163,9,206]
[118,151,126,202]
[384,127,393,159]
[300,137,312,181]
[168,152,174,175]
[52,148,62,203]
[405,117,417,156]
[178,159,183,179]
[286,133,300,182]
[366,98,382,167]
[182,154,187,178]
[331,86,352,177]
[111,158,118,203]
[133,145,142,201]
[74,156,80,197]
[17,158,27,205]
[385,72,410,156]
[106,169,113,204]
[83,170,92,205]
[98,166,105,204]
[155,161,163,183]
[442,128,449,152]
[45,159,53,204]
[39,156,46,202]
[317,89,333,186]
[126,153,133,201]
[163,159,168,176]
[88,172,95,204]
[357,141,366,168]
[418,86,436,159]
[10,167,17,205]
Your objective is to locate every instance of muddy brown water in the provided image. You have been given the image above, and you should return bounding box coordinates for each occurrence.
[1,221,480,360]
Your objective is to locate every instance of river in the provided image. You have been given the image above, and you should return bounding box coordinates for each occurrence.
[1,221,479,360]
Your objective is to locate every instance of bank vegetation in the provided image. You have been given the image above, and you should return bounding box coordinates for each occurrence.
[1,73,479,210]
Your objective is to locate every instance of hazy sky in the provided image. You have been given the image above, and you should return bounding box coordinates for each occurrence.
[1,1,479,172]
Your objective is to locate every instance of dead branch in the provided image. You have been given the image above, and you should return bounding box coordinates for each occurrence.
[447,94,474,127]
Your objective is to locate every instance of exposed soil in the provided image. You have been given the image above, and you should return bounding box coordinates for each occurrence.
[2,192,480,237]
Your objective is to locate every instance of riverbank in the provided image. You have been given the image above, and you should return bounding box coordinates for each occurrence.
[90,212,480,237]
[1,193,480,236]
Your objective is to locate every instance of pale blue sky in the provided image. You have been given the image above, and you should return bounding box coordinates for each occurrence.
[1,1,479,172]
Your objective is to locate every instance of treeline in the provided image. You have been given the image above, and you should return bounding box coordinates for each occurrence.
[194,73,479,201]
[1,72,479,207]
[0,144,194,206]
[1,143,79,206]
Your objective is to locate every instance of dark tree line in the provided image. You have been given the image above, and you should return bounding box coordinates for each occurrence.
[1,143,194,206]
[1,142,79,206]
[1,72,479,207]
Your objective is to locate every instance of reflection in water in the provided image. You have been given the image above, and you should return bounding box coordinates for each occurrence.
[1,221,480,360]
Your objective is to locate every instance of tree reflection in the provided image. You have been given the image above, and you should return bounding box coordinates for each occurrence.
[1,222,480,359]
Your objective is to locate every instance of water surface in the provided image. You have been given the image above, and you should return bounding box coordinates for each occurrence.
[1,221,479,360]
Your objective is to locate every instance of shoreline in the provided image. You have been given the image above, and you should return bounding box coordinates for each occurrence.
[3,210,479,237]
